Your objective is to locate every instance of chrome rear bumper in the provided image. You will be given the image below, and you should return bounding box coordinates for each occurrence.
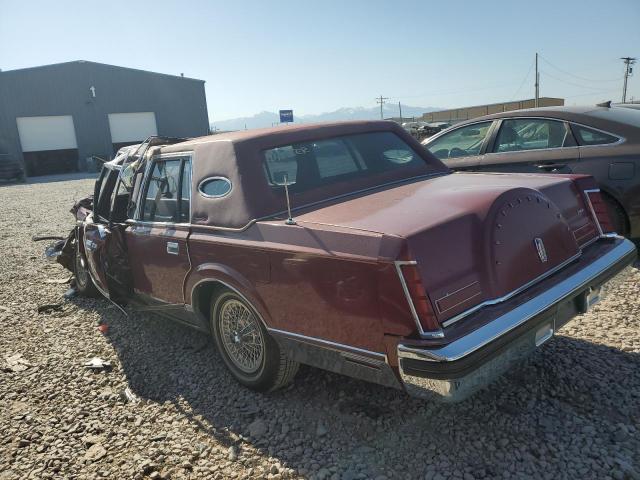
[397,238,637,403]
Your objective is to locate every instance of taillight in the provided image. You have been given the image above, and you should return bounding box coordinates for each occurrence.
[396,261,443,337]
[584,189,614,234]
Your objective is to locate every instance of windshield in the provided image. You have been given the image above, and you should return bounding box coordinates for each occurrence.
[262,131,437,195]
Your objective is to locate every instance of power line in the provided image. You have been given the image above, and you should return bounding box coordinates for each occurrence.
[539,54,621,83]
[539,69,607,90]
[376,95,389,119]
[510,58,535,101]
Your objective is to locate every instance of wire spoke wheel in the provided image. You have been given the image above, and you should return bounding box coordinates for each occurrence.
[219,299,265,374]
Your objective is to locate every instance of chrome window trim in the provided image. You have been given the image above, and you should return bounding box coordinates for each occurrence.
[399,238,636,363]
[423,120,495,159]
[488,117,573,155]
[568,122,625,148]
[198,176,233,199]
[394,260,445,339]
[427,116,625,154]
[135,151,193,223]
[423,119,494,146]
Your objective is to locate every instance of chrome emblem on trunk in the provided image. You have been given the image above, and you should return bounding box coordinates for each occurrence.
[534,237,548,263]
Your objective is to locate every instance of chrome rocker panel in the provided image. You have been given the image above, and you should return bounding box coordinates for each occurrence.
[397,238,637,403]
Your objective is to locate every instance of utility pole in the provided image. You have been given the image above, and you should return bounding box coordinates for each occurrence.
[398,101,403,123]
[376,95,389,120]
[621,57,636,103]
[535,52,539,107]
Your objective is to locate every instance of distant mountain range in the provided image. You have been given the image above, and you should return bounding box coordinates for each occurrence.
[211,104,440,131]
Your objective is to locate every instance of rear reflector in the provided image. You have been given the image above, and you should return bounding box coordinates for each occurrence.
[584,189,614,234]
[397,262,442,334]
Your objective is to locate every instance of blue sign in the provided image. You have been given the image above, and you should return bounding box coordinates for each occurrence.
[279,110,294,123]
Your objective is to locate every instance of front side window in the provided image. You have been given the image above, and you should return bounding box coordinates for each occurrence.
[571,125,619,146]
[142,157,190,223]
[263,132,424,192]
[494,118,567,153]
[427,122,492,160]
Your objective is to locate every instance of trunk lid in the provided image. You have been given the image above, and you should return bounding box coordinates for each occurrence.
[296,172,597,323]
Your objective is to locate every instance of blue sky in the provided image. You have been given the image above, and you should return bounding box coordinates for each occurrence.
[1,0,638,121]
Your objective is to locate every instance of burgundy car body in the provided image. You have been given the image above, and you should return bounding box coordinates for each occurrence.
[60,121,636,402]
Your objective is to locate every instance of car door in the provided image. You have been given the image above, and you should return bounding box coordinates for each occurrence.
[424,121,494,170]
[481,117,579,173]
[83,163,132,305]
[125,154,193,318]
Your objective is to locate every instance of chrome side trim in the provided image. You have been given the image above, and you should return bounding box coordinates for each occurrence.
[267,327,387,362]
[583,188,604,236]
[441,251,582,328]
[394,261,445,339]
[399,238,636,363]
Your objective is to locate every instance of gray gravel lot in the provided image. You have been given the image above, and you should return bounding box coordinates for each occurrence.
[1,176,639,480]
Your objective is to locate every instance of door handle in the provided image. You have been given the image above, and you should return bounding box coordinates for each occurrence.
[166,242,179,255]
[536,163,568,171]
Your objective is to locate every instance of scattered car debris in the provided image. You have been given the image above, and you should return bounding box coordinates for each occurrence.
[63,287,78,299]
[3,354,33,372]
[83,357,112,371]
[31,235,65,242]
[119,387,139,404]
[37,304,64,314]
[44,240,66,260]
[44,275,73,284]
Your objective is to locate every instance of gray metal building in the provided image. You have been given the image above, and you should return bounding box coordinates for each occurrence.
[0,60,209,177]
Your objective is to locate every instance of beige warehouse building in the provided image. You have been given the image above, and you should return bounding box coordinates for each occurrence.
[419,97,564,124]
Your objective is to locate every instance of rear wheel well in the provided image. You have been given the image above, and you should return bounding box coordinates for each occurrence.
[600,190,629,235]
[192,281,228,330]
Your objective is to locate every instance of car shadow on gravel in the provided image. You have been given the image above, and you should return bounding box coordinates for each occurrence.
[66,294,640,478]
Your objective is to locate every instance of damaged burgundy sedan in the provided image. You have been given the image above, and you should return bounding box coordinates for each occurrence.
[54,122,636,402]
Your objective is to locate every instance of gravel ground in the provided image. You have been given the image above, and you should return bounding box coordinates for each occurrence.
[1,176,639,480]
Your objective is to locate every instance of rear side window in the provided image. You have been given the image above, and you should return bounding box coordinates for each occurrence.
[571,125,619,146]
[263,132,423,192]
[142,157,191,223]
[494,118,568,153]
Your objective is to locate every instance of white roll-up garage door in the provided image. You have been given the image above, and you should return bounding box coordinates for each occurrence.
[16,116,78,152]
[108,112,158,143]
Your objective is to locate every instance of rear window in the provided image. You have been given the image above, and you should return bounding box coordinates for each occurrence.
[263,132,425,193]
[571,125,620,146]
